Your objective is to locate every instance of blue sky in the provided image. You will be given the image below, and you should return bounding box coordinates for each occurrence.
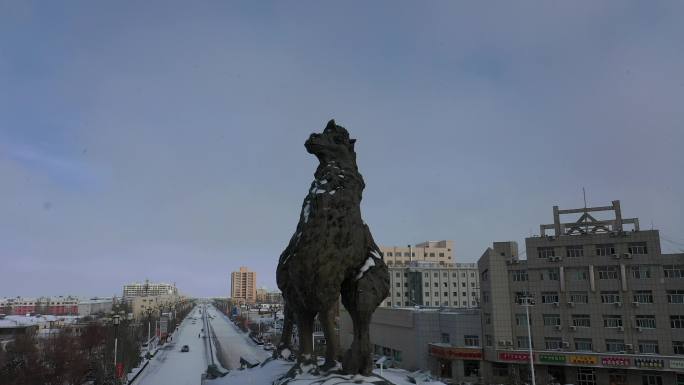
[1,1,683,297]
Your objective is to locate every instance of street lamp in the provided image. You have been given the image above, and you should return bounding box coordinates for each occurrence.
[519,296,536,385]
[112,314,121,380]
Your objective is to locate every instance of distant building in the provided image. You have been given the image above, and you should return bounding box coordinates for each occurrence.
[381,261,479,309]
[78,298,113,317]
[129,294,179,320]
[231,267,257,304]
[478,200,684,385]
[339,306,482,384]
[123,280,178,298]
[256,288,283,305]
[0,296,79,316]
[380,240,455,267]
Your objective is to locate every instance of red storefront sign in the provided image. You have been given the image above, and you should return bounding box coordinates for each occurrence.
[429,345,482,360]
[499,352,532,362]
[601,356,630,367]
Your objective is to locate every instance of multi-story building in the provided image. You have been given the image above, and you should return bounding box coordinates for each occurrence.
[78,298,114,317]
[129,294,180,320]
[382,261,479,309]
[339,306,483,383]
[0,296,79,316]
[380,240,455,267]
[122,280,178,298]
[478,200,684,385]
[231,267,257,304]
[256,288,283,305]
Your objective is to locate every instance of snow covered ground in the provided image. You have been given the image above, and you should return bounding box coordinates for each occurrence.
[205,358,447,385]
[205,305,271,370]
[131,306,208,385]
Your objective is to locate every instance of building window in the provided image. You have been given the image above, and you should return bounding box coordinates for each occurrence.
[387,252,393,257]
[512,270,528,282]
[461,282,466,287]
[429,253,435,257]
[395,291,401,297]
[443,292,448,297]
[574,338,592,351]
[464,335,479,347]
[433,283,438,287]
[392,349,402,362]
[463,360,479,377]
[441,333,450,343]
[597,265,618,279]
[471,282,476,287]
[485,334,492,346]
[603,315,623,328]
[566,245,584,258]
[396,283,401,288]
[569,268,588,280]
[481,270,488,281]
[664,265,684,278]
[628,242,648,255]
[424,282,429,287]
[483,292,489,303]
[606,339,625,352]
[577,368,597,385]
[600,291,621,304]
[517,336,531,349]
[569,291,589,304]
[572,314,591,328]
[634,290,654,304]
[544,337,562,350]
[443,282,447,287]
[669,290,684,304]
[425,292,430,297]
[543,314,561,326]
[425,301,430,306]
[537,247,555,259]
[395,301,400,306]
[484,313,491,324]
[631,265,652,279]
[672,315,684,328]
[434,292,439,297]
[442,272,447,277]
[642,375,663,385]
[635,315,656,329]
[638,340,659,354]
[541,292,559,304]
[439,252,445,258]
[596,244,616,256]
[674,341,684,355]
[515,313,531,326]
[433,273,438,278]
[545,269,560,280]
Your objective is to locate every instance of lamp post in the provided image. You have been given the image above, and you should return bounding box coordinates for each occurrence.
[520,296,536,385]
[112,314,121,381]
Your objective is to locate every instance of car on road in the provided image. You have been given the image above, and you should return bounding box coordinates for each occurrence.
[181,345,190,352]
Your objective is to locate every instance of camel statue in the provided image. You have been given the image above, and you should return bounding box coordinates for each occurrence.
[275,120,389,375]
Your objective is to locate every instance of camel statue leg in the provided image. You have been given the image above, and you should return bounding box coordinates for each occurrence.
[319,305,338,371]
[274,304,294,359]
[296,312,315,364]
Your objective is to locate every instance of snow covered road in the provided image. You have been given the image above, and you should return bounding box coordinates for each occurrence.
[205,305,271,370]
[131,306,208,385]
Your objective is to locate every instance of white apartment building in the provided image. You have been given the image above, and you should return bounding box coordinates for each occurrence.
[383,261,480,309]
[380,240,455,267]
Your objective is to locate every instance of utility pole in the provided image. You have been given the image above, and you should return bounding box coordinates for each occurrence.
[521,296,536,385]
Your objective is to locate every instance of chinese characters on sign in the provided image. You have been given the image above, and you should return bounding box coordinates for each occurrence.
[569,355,598,365]
[539,354,566,364]
[429,345,483,360]
[499,352,532,362]
[601,356,630,367]
[635,358,664,369]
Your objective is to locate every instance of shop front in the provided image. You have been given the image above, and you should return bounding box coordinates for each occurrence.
[428,343,482,383]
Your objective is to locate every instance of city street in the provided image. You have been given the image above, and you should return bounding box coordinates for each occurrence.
[131,306,208,385]
[205,305,271,370]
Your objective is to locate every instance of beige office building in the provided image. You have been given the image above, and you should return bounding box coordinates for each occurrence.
[380,240,455,267]
[231,267,257,304]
